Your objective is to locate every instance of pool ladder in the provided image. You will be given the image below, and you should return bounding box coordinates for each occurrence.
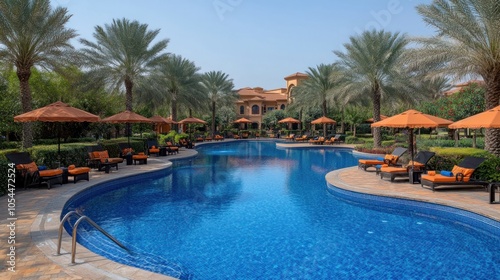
[57,211,128,263]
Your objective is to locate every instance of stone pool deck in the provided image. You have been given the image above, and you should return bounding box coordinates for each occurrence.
[1,140,499,279]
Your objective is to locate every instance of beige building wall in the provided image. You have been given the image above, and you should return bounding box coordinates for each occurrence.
[235,72,307,129]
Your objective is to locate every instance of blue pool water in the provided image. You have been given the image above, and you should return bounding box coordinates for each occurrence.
[63,141,500,279]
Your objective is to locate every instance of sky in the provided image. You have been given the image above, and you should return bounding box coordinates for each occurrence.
[52,0,436,90]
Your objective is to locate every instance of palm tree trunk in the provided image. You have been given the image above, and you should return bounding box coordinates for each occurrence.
[322,100,327,137]
[171,96,178,131]
[484,72,500,156]
[17,67,33,149]
[372,86,382,148]
[211,100,216,136]
[125,76,134,111]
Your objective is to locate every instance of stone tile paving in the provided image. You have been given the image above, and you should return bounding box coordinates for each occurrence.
[326,166,500,221]
[1,148,198,280]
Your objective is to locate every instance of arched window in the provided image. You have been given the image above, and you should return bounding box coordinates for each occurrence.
[239,105,244,114]
[251,105,260,115]
[280,104,285,110]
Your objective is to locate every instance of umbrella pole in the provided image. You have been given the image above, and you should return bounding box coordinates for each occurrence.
[58,123,61,166]
[127,123,131,146]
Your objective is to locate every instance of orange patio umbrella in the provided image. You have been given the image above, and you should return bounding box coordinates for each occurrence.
[14,101,100,159]
[448,105,500,129]
[365,115,389,123]
[101,110,153,144]
[179,117,208,139]
[311,116,337,137]
[233,117,252,124]
[233,117,252,131]
[149,115,177,134]
[278,117,300,124]
[371,109,453,161]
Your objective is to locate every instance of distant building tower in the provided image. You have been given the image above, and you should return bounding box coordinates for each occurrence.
[235,72,308,129]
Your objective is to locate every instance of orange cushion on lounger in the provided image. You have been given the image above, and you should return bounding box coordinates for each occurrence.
[380,166,407,173]
[384,154,398,165]
[39,168,63,177]
[68,167,91,175]
[17,162,39,173]
[427,171,436,176]
[421,174,470,183]
[92,151,101,159]
[451,165,475,177]
[407,161,424,167]
[68,164,76,170]
[358,159,384,165]
[98,150,109,159]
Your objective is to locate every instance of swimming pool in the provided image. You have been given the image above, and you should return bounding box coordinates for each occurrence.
[63,141,500,279]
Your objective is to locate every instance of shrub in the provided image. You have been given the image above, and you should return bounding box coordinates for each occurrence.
[345,136,364,144]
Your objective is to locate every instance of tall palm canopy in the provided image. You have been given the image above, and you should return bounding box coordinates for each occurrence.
[0,0,77,148]
[79,18,169,112]
[155,54,206,123]
[413,0,500,156]
[293,64,338,136]
[334,30,409,148]
[201,71,235,136]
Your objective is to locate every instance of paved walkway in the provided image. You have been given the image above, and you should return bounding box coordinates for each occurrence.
[1,140,499,279]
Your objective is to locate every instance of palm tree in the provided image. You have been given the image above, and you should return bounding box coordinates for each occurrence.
[79,18,169,112]
[413,0,500,156]
[334,30,409,148]
[293,64,338,136]
[0,0,77,148]
[344,105,370,137]
[155,54,206,123]
[200,71,235,136]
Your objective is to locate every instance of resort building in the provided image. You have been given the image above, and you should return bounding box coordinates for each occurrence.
[235,72,308,129]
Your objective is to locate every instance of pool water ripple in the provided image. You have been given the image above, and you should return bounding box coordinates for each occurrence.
[63,141,500,279]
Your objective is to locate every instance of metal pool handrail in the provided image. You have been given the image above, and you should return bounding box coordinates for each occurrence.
[57,210,128,263]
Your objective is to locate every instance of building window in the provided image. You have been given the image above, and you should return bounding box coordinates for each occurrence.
[239,105,244,114]
[280,104,285,110]
[267,107,274,112]
[252,105,260,115]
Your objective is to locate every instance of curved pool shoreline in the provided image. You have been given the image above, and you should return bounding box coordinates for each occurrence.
[1,139,499,279]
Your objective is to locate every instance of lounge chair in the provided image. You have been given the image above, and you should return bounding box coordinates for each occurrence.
[295,134,309,142]
[333,134,345,144]
[324,136,336,145]
[379,151,435,182]
[358,147,407,171]
[6,152,63,189]
[205,135,213,141]
[118,143,148,165]
[284,134,295,141]
[309,136,325,145]
[147,140,160,156]
[165,141,180,154]
[420,156,488,191]
[241,132,249,139]
[214,134,224,141]
[179,138,193,148]
[67,164,91,183]
[89,146,124,172]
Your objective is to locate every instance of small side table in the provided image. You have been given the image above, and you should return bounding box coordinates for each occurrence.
[125,154,133,165]
[60,167,69,184]
[159,147,167,156]
[409,169,424,184]
[489,182,500,204]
